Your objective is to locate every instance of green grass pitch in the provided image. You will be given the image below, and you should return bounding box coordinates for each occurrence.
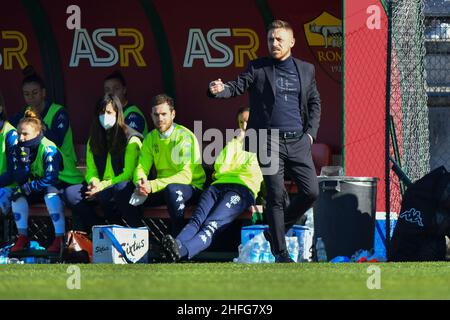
[0,262,449,300]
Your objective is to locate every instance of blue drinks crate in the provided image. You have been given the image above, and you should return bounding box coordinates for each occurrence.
[241,225,268,245]
[241,225,314,262]
[374,212,397,258]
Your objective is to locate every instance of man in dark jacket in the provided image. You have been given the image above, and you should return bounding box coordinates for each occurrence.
[208,20,321,262]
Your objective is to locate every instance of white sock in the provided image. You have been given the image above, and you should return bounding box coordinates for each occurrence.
[12,196,29,232]
[44,193,65,236]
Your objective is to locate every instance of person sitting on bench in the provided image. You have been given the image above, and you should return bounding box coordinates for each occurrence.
[161,107,263,261]
[0,91,19,216]
[122,94,206,236]
[10,66,84,188]
[103,70,149,136]
[9,110,73,254]
[64,94,143,232]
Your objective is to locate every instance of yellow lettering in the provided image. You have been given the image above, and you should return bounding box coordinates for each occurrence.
[232,28,259,68]
[117,28,146,67]
[316,50,342,62]
[326,51,335,61]
[317,51,326,62]
[2,31,28,70]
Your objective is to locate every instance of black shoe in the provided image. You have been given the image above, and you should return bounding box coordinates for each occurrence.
[263,230,294,263]
[147,238,168,263]
[162,235,181,262]
[274,251,295,263]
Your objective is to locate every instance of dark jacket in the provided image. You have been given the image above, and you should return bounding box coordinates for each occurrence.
[209,56,321,140]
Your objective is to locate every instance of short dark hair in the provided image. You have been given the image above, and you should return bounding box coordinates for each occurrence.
[267,19,293,33]
[22,65,46,89]
[105,70,127,87]
[236,106,250,127]
[236,106,250,118]
[151,94,175,110]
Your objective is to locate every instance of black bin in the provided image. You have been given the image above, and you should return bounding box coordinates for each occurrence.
[313,177,378,260]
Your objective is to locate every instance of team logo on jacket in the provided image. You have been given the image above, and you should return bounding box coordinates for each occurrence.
[128,121,137,129]
[304,11,342,82]
[399,208,424,227]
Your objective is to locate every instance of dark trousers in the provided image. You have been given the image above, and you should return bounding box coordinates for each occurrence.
[120,182,202,236]
[64,181,143,233]
[262,133,319,254]
[176,183,254,259]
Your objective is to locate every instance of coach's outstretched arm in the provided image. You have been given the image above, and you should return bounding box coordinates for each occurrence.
[208,62,256,99]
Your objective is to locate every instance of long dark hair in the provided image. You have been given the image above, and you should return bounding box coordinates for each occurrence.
[89,94,128,157]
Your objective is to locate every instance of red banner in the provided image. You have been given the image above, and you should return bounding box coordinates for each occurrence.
[0,0,342,154]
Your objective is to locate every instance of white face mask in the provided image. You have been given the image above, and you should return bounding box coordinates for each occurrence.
[99,114,116,130]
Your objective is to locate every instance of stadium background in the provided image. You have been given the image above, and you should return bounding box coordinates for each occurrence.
[0,0,449,256]
[0,0,341,155]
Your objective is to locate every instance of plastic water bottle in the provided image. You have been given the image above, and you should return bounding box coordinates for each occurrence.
[316,237,327,262]
[23,257,50,264]
[249,242,261,263]
[259,242,267,263]
[260,241,274,263]
[234,244,244,262]
[305,207,314,230]
[8,258,24,264]
[0,256,10,264]
[288,238,299,262]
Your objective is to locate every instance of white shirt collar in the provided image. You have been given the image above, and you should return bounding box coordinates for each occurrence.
[159,124,176,139]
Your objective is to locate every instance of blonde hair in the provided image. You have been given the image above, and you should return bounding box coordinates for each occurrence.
[19,109,43,133]
[268,20,293,33]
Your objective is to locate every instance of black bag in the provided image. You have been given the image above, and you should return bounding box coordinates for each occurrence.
[389,166,450,262]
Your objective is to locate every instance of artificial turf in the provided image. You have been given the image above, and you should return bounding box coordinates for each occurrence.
[0,262,449,300]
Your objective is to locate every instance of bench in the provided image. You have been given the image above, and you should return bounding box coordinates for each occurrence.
[29,142,333,220]
[0,142,332,255]
[27,203,262,220]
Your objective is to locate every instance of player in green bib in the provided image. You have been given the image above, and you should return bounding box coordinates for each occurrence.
[104,70,149,136]
[9,110,71,254]
[161,107,264,261]
[64,94,143,233]
[0,92,19,215]
[121,94,206,236]
[10,66,84,186]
